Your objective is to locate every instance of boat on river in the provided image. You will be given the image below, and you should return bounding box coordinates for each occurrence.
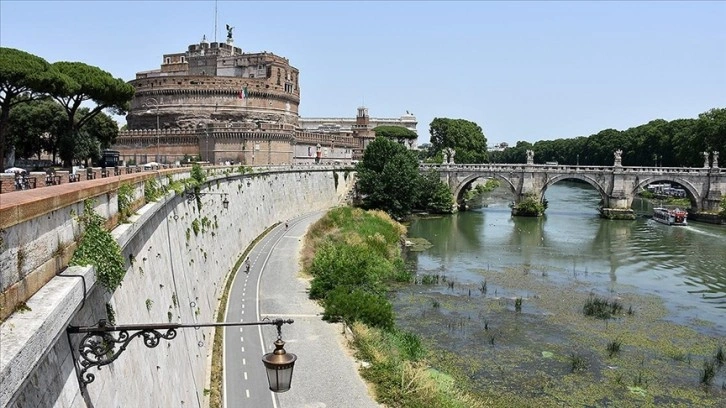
[652,207,688,226]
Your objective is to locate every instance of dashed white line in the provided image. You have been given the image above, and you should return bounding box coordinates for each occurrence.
[239,327,244,332]
[245,389,250,398]
[240,336,244,342]
[242,358,246,365]
[241,346,244,352]
[244,372,248,380]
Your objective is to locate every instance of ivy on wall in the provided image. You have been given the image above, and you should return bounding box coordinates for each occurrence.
[117,183,135,223]
[144,179,163,202]
[70,200,126,291]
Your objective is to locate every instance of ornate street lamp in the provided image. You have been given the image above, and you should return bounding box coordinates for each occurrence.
[66,318,295,392]
[142,98,162,163]
[261,319,297,392]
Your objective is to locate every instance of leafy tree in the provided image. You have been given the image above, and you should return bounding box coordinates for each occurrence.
[416,170,454,213]
[490,140,532,164]
[0,47,70,169]
[51,61,134,165]
[373,125,418,148]
[696,108,726,160]
[356,137,421,218]
[59,129,101,166]
[6,98,66,162]
[429,118,488,163]
[490,107,724,168]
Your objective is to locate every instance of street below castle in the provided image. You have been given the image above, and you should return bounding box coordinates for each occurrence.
[225,211,380,408]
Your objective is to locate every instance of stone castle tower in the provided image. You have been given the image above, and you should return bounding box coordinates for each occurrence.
[113,37,417,165]
[125,36,301,131]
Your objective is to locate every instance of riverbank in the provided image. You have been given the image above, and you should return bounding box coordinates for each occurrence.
[300,207,490,407]
[394,263,725,406]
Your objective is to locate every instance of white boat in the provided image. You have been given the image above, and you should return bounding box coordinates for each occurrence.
[652,207,687,226]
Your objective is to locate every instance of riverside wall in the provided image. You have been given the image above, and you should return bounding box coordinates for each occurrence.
[0,165,355,408]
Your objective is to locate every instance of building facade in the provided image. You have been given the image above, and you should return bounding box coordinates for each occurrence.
[112,36,417,165]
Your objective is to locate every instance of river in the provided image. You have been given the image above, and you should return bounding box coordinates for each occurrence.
[400,181,726,335]
[394,181,726,404]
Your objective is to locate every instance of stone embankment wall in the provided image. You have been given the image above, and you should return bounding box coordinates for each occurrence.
[0,165,355,408]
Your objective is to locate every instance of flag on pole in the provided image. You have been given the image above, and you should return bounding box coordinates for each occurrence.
[238,86,248,99]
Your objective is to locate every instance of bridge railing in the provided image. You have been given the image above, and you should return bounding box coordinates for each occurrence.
[421,163,715,175]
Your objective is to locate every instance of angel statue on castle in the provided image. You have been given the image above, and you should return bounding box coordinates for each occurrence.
[226,24,234,41]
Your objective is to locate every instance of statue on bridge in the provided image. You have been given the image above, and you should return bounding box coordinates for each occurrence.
[442,147,456,165]
[526,149,534,165]
[713,151,719,169]
[614,149,622,167]
[704,151,710,168]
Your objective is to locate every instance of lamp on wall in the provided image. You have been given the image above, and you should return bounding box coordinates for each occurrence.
[66,318,296,392]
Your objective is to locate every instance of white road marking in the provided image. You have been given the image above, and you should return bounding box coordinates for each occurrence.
[246,389,250,398]
[244,372,248,380]
[240,336,244,342]
[241,346,244,352]
[242,358,246,365]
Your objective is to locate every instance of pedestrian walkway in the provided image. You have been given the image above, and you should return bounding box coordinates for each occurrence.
[259,212,381,408]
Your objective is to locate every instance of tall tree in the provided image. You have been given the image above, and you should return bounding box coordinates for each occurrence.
[6,98,66,162]
[0,47,70,169]
[51,61,133,165]
[696,108,726,161]
[356,137,421,219]
[373,125,418,148]
[429,118,488,163]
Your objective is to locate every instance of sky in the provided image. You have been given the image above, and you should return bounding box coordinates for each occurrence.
[1,1,724,146]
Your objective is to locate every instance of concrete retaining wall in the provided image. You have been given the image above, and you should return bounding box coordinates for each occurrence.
[0,166,355,407]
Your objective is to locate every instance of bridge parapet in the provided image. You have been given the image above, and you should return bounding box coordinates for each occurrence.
[422,163,724,219]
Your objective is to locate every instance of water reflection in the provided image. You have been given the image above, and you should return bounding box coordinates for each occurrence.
[406,182,726,333]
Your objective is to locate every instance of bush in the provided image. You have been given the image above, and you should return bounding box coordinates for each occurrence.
[513,193,546,216]
[323,287,394,330]
[117,183,135,222]
[71,200,126,291]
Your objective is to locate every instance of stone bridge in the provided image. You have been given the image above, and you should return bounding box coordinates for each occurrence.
[423,153,723,219]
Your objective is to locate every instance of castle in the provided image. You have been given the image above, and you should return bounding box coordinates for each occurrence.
[112,36,417,165]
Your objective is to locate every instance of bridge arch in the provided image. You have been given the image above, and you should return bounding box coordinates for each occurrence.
[632,177,703,211]
[542,174,608,206]
[454,173,517,205]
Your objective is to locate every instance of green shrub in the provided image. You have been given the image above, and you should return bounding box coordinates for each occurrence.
[191,163,206,184]
[117,183,135,222]
[71,200,126,291]
[144,178,163,202]
[308,242,391,299]
[323,287,394,330]
[513,193,546,216]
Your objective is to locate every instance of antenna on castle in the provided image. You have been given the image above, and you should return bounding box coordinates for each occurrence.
[214,0,218,43]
